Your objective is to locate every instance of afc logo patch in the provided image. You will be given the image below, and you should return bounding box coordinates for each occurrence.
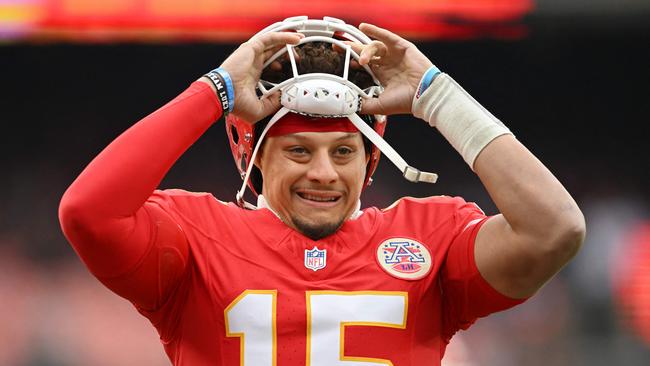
[304,246,327,271]
[376,238,432,280]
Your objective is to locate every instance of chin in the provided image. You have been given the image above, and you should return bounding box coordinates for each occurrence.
[291,216,344,241]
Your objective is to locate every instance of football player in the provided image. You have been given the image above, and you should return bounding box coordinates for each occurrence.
[59,16,585,366]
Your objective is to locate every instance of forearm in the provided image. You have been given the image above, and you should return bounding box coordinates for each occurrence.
[60,80,220,220]
[414,71,584,241]
[472,135,584,297]
[414,70,585,296]
[473,135,584,242]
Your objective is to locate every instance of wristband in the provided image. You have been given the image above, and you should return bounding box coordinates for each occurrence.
[412,73,512,170]
[415,65,441,99]
[215,67,235,113]
[204,68,234,114]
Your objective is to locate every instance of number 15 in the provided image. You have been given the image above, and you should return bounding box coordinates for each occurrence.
[225,290,408,366]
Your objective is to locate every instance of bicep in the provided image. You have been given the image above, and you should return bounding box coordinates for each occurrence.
[65,202,190,311]
[440,215,525,341]
[475,214,563,299]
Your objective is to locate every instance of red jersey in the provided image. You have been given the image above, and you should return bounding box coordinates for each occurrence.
[136,190,521,365]
[59,81,523,366]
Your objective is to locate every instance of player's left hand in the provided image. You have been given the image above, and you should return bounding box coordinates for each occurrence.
[348,23,435,116]
[219,31,304,123]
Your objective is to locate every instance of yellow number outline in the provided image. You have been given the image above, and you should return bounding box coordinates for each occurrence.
[306,290,408,366]
[224,290,278,366]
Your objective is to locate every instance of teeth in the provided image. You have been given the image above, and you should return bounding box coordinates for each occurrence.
[301,193,337,202]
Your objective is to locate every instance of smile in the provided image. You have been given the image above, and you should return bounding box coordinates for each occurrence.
[295,189,342,206]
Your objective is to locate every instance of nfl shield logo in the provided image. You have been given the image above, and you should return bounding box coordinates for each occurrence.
[304,247,327,271]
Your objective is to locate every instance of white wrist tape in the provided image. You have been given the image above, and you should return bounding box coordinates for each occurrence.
[412,73,512,170]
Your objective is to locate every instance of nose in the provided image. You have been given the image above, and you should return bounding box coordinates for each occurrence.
[305,150,338,184]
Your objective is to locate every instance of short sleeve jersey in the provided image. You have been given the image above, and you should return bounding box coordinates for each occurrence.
[139,189,523,366]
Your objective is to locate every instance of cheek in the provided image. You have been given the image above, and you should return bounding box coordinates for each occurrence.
[263,160,297,194]
[345,159,369,193]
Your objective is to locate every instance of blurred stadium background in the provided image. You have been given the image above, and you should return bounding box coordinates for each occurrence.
[1,0,649,365]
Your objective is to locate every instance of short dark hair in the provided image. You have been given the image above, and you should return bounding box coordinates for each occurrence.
[261,42,375,90]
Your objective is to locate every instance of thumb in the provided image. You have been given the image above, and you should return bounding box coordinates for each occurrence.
[258,92,282,121]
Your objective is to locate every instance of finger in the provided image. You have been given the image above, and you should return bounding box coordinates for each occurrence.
[263,44,282,60]
[359,23,405,46]
[251,31,304,53]
[332,41,359,55]
[337,41,367,65]
[341,41,386,67]
[263,44,287,63]
[359,41,388,66]
[286,46,300,63]
[342,41,365,58]
[270,60,282,71]
[332,42,345,54]
[263,42,301,65]
[360,97,387,115]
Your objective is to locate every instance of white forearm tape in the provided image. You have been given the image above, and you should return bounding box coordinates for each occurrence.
[412,73,512,170]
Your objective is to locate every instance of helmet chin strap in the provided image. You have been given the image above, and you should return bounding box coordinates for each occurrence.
[236,108,437,209]
[346,113,438,184]
[236,107,291,209]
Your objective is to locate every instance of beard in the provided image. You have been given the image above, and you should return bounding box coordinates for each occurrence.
[291,215,344,241]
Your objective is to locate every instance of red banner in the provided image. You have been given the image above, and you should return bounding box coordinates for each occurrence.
[0,0,533,42]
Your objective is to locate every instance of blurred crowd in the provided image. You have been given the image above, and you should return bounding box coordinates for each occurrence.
[1,18,649,366]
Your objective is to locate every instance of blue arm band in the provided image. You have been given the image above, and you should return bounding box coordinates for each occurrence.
[415,65,441,98]
[215,67,235,113]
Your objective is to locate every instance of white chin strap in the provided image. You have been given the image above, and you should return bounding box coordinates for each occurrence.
[236,107,291,210]
[346,113,438,184]
[236,107,438,209]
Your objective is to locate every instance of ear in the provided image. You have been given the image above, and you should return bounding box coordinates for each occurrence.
[254,138,268,170]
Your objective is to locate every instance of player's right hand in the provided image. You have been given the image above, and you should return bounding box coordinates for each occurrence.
[219,31,304,123]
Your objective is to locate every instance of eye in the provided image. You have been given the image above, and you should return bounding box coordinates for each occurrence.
[287,146,308,156]
[285,145,309,161]
[334,146,354,156]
